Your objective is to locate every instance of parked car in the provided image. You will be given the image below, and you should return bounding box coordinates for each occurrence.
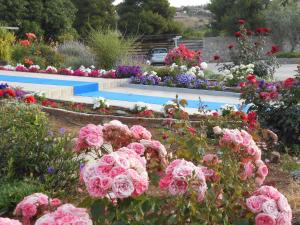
[148,48,168,65]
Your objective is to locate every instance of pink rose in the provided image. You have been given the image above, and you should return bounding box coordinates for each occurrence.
[127,143,145,155]
[130,125,152,140]
[256,186,281,200]
[255,177,265,186]
[213,126,222,135]
[88,176,107,198]
[257,164,268,178]
[262,199,279,218]
[172,165,194,179]
[50,198,62,207]
[22,203,37,218]
[277,194,292,213]
[99,154,115,166]
[96,165,112,176]
[159,173,173,189]
[203,154,220,165]
[79,124,103,148]
[132,178,149,196]
[276,212,292,225]
[100,177,113,190]
[0,218,22,225]
[112,175,134,198]
[241,162,254,180]
[168,180,188,195]
[241,130,252,147]
[246,195,269,213]
[109,166,126,177]
[255,213,276,225]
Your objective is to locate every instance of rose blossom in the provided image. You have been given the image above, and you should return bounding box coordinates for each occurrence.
[246,195,269,213]
[130,125,152,140]
[257,164,269,177]
[262,199,279,218]
[112,175,135,198]
[0,218,22,225]
[127,142,145,155]
[255,213,276,225]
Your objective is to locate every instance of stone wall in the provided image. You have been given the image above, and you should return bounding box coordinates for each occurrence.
[202,36,300,62]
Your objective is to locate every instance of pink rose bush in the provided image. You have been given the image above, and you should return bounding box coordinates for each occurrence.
[82,148,149,199]
[159,159,207,202]
[217,128,268,185]
[74,124,104,152]
[35,204,92,225]
[0,218,22,225]
[14,193,62,225]
[246,186,292,225]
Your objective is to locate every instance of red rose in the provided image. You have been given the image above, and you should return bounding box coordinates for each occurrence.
[246,74,257,84]
[283,77,296,88]
[24,58,33,66]
[259,92,270,100]
[239,82,246,88]
[270,92,279,99]
[187,127,197,136]
[247,111,257,121]
[19,40,31,46]
[24,95,36,104]
[0,89,4,97]
[5,89,16,97]
[238,19,246,25]
[270,45,279,54]
[213,55,220,61]
[235,31,242,38]
[212,112,219,117]
[246,30,253,36]
[228,44,234,49]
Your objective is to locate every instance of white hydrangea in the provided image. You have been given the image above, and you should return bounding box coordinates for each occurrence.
[200,62,208,70]
[3,64,15,71]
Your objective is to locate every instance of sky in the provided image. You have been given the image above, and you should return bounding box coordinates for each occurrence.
[113,0,210,7]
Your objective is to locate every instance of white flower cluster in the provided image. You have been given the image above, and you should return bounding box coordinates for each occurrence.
[93,97,109,109]
[223,64,254,80]
[3,65,16,70]
[219,104,238,113]
[170,62,207,78]
[131,102,151,112]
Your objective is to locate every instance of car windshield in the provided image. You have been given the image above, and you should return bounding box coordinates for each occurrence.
[152,49,167,54]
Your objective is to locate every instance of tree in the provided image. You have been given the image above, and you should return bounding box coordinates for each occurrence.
[72,0,116,37]
[207,0,270,35]
[117,0,181,35]
[0,0,77,40]
[265,0,300,52]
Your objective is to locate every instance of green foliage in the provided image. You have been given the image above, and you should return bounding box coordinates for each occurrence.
[265,0,300,52]
[0,28,15,62]
[0,180,43,216]
[276,51,300,58]
[12,41,63,68]
[208,0,269,35]
[0,102,82,196]
[154,66,178,78]
[117,0,181,35]
[57,41,96,68]
[0,0,77,40]
[88,29,135,69]
[72,0,116,37]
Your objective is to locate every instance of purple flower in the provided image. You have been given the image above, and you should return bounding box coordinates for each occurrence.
[0,83,9,89]
[175,74,196,88]
[47,166,55,174]
[116,65,142,78]
[59,128,65,134]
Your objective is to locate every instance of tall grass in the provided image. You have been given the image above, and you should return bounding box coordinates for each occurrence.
[57,41,96,68]
[88,29,136,69]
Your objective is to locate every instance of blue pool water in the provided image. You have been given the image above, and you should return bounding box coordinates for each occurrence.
[0,74,245,111]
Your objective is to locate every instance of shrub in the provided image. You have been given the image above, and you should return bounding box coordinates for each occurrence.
[223,20,279,79]
[276,51,300,58]
[241,74,300,152]
[88,29,135,69]
[12,41,63,68]
[57,41,96,68]
[0,28,15,63]
[0,180,43,216]
[0,102,82,195]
